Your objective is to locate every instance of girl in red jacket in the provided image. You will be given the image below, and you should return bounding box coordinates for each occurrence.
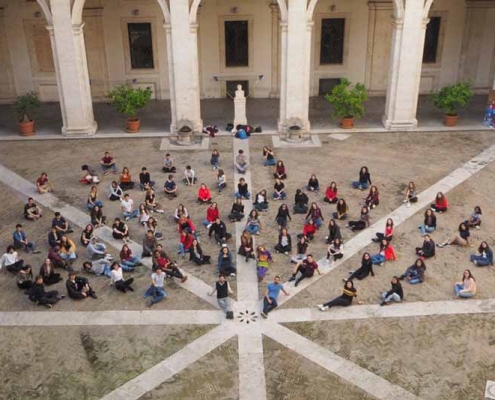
[179,232,194,258]
[197,183,212,204]
[371,239,397,265]
[203,202,220,228]
[324,182,338,204]
[178,215,198,240]
[298,219,317,241]
[372,218,394,243]
[431,192,448,213]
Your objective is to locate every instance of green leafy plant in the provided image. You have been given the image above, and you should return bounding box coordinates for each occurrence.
[12,92,41,123]
[107,85,152,120]
[429,81,473,116]
[324,78,368,120]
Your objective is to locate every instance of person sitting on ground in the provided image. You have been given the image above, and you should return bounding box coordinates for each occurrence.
[293,189,309,214]
[364,186,380,209]
[454,270,476,298]
[145,187,163,213]
[324,182,338,204]
[151,244,168,270]
[17,265,33,290]
[153,251,188,283]
[371,239,397,265]
[209,218,232,245]
[431,192,448,213]
[372,218,394,243]
[274,228,292,255]
[120,244,141,270]
[80,164,99,185]
[332,199,349,220]
[24,197,42,221]
[217,169,227,193]
[60,235,77,265]
[121,193,138,221]
[138,203,150,227]
[238,230,254,262]
[260,275,289,318]
[66,272,97,300]
[466,206,482,229]
[273,178,286,201]
[36,172,54,194]
[399,259,426,284]
[162,153,176,173]
[144,267,167,307]
[174,204,188,223]
[48,245,67,270]
[109,262,134,293]
[234,149,249,174]
[419,209,437,236]
[90,205,106,228]
[197,183,212,204]
[273,160,287,180]
[470,241,493,267]
[290,236,309,264]
[307,174,319,192]
[28,275,64,308]
[306,202,324,229]
[347,206,370,232]
[100,151,117,175]
[203,202,220,228]
[0,246,24,273]
[87,185,103,211]
[52,212,73,235]
[245,210,262,235]
[415,234,436,259]
[275,204,291,229]
[109,181,123,201]
[183,165,197,186]
[82,259,112,278]
[229,198,245,222]
[256,245,272,282]
[48,226,62,248]
[87,237,110,260]
[254,190,269,212]
[437,222,472,248]
[326,238,344,265]
[380,276,403,306]
[163,174,178,199]
[39,258,62,285]
[262,146,276,166]
[298,219,317,241]
[80,224,94,247]
[142,230,158,258]
[112,218,129,242]
[347,253,374,281]
[235,177,250,200]
[208,274,233,315]
[404,181,418,208]
[351,166,372,190]
[147,216,162,238]
[317,280,363,311]
[289,254,322,287]
[211,149,220,170]
[178,231,194,258]
[139,167,155,191]
[190,239,211,265]
[177,215,198,239]
[326,219,342,244]
[13,224,40,253]
[119,167,134,191]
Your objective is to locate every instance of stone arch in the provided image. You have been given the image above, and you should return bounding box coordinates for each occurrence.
[276,0,288,22]
[35,0,53,25]
[423,0,434,19]
[306,0,318,22]
[189,0,202,25]
[392,0,405,19]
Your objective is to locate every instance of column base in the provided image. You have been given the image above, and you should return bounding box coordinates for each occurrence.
[278,118,311,134]
[489,90,495,103]
[62,121,98,136]
[382,115,418,131]
[268,91,280,99]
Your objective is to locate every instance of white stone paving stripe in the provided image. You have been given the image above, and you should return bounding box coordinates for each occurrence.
[238,329,268,400]
[263,322,421,400]
[0,163,220,308]
[0,310,224,326]
[100,325,235,400]
[269,298,495,323]
[274,143,495,307]
[232,138,260,302]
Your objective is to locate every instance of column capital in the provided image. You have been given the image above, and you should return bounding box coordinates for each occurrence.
[280,21,288,32]
[72,23,85,36]
[190,23,198,34]
[421,17,430,29]
[46,25,55,35]
[391,18,404,29]
[306,21,315,31]
[269,3,279,13]
[163,23,172,33]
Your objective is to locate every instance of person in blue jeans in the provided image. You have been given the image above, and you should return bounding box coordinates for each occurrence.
[245,210,262,235]
[273,178,286,201]
[261,275,289,318]
[380,276,403,306]
[262,146,276,166]
[211,149,220,170]
[419,209,436,236]
[399,259,426,284]
[454,270,476,298]
[351,166,371,190]
[470,241,494,267]
[144,268,167,307]
[13,224,39,253]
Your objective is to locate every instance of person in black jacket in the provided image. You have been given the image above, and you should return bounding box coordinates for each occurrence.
[228,198,245,222]
[39,258,62,285]
[274,228,292,254]
[347,253,374,281]
[326,219,342,244]
[208,218,232,245]
[275,204,292,229]
[66,272,97,299]
[415,234,435,258]
[352,166,372,190]
[293,189,309,214]
[399,259,426,284]
[380,276,404,306]
[28,276,64,308]
[189,239,211,265]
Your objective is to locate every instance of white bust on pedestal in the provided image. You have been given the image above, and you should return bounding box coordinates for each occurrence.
[234,84,247,128]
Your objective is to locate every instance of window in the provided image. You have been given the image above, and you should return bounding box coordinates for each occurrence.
[225,21,249,67]
[318,78,341,96]
[226,80,249,98]
[127,23,154,69]
[320,18,345,65]
[423,17,441,64]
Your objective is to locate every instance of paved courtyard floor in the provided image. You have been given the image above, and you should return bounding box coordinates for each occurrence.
[1,130,495,399]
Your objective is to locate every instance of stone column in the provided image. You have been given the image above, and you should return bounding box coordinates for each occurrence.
[277,22,288,132]
[269,4,280,99]
[164,23,178,132]
[234,85,247,127]
[169,0,202,133]
[49,0,97,135]
[490,73,495,103]
[382,0,431,131]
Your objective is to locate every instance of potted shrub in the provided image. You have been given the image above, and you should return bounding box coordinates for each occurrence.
[12,92,41,136]
[325,78,368,129]
[107,85,152,133]
[429,81,473,127]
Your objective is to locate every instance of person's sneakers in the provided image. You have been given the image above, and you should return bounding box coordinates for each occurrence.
[181,276,188,283]
[379,263,384,266]
[230,273,236,277]
[342,278,348,282]
[128,286,134,292]
[125,217,130,221]
[245,257,249,263]
[317,304,328,311]
[473,260,478,266]
[260,312,268,318]
[288,276,295,282]
[284,252,289,255]
[348,270,355,274]
[294,279,303,287]
[406,203,411,208]
[90,292,98,299]
[380,301,387,307]
[104,171,109,176]
[44,303,53,309]
[476,225,481,230]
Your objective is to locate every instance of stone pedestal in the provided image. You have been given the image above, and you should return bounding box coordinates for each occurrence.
[176,124,194,146]
[234,85,247,128]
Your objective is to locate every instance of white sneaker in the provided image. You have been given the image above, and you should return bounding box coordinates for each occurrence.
[317,304,328,311]
[125,217,130,221]
[406,203,410,208]
[476,226,480,230]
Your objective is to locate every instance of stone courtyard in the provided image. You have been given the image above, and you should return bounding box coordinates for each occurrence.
[1,130,495,400]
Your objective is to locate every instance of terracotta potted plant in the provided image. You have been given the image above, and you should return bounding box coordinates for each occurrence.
[325,78,368,129]
[107,85,152,133]
[430,81,473,127]
[12,92,41,136]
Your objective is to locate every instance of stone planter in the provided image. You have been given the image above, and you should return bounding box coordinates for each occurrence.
[443,114,459,127]
[126,118,140,133]
[19,120,35,136]
[287,125,307,140]
[177,126,193,145]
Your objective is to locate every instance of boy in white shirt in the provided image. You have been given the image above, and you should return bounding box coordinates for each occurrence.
[121,193,138,220]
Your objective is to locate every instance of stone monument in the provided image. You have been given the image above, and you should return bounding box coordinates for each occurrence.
[234,84,247,128]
